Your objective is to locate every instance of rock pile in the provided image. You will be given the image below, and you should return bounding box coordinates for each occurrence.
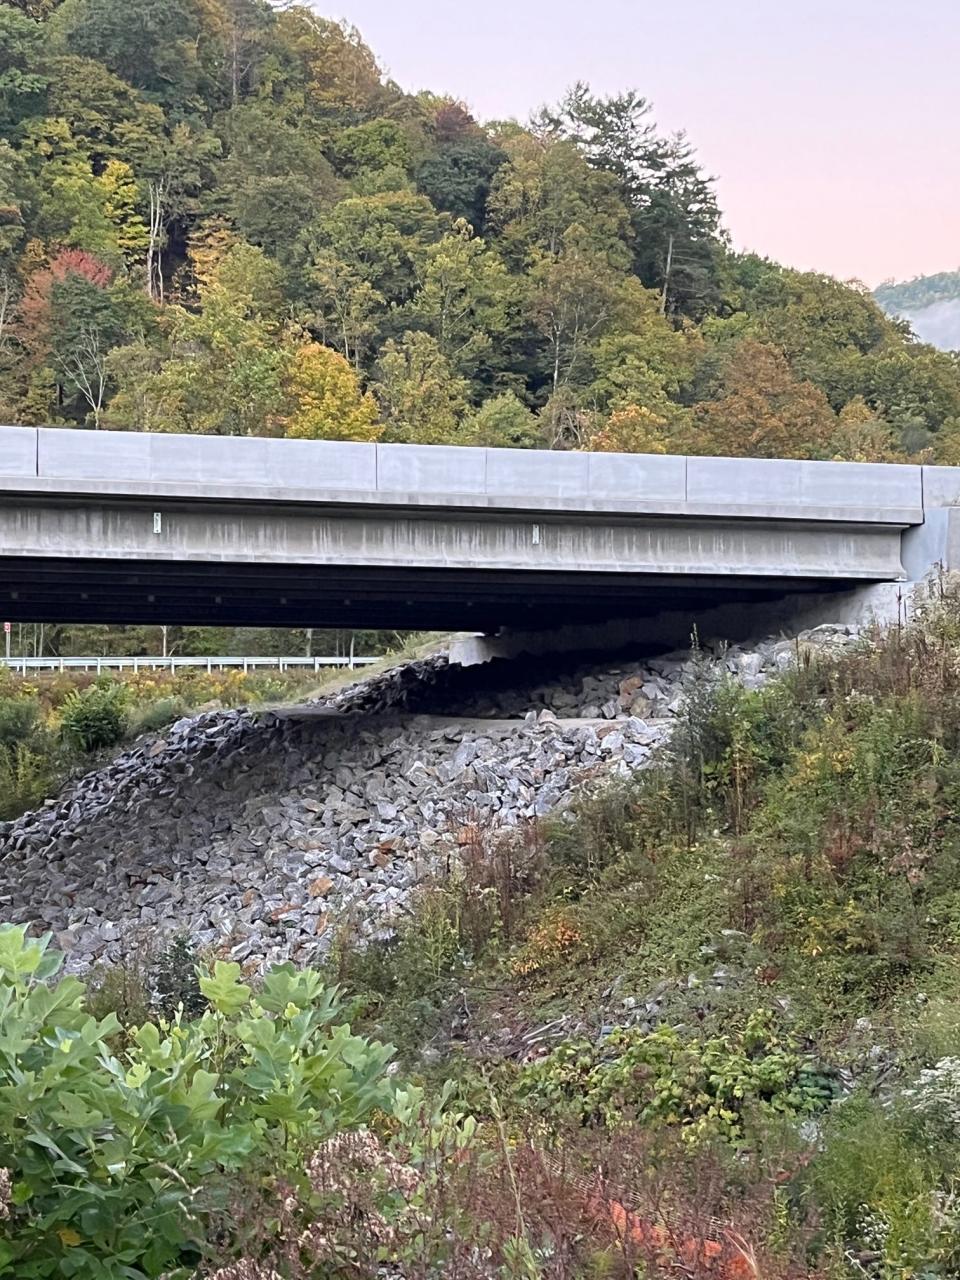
[0,625,858,971]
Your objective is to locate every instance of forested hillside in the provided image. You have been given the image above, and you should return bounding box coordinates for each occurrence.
[1,0,960,461]
[876,272,960,354]
[876,271,960,314]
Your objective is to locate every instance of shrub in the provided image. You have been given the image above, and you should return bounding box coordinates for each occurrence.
[0,692,57,819]
[0,695,40,748]
[0,743,54,821]
[509,905,583,977]
[59,682,127,751]
[0,925,396,1278]
[808,1098,955,1276]
[128,695,188,735]
[515,1010,834,1142]
[84,933,206,1033]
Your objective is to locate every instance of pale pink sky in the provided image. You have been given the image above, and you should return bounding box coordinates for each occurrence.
[330,0,959,287]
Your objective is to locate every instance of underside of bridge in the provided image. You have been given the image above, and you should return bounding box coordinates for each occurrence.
[2,554,860,632]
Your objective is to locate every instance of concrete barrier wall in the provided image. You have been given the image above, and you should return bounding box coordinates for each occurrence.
[923,466,960,508]
[0,426,36,476]
[35,428,379,492]
[1,424,954,522]
[686,456,921,513]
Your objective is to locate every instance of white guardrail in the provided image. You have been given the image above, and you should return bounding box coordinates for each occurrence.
[1,656,382,675]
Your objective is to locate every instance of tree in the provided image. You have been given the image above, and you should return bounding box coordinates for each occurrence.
[527,228,621,398]
[307,191,444,310]
[23,120,149,267]
[854,347,960,447]
[202,0,273,107]
[0,6,47,129]
[404,219,511,376]
[742,266,905,407]
[18,248,135,425]
[332,118,418,186]
[461,392,539,448]
[304,191,445,368]
[109,242,286,434]
[51,0,206,110]
[372,330,468,444]
[692,339,838,459]
[828,396,904,463]
[588,280,700,417]
[0,140,33,263]
[270,9,389,123]
[214,101,338,258]
[416,102,505,231]
[281,341,380,441]
[487,130,630,266]
[548,84,724,317]
[43,54,163,169]
[585,403,672,454]
[310,250,383,370]
[136,123,220,301]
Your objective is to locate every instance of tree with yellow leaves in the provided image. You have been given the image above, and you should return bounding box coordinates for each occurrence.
[585,404,671,454]
[282,342,381,442]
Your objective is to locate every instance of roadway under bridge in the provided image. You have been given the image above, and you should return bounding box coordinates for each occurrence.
[1,427,959,638]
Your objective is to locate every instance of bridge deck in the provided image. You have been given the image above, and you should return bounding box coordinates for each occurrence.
[1,426,957,630]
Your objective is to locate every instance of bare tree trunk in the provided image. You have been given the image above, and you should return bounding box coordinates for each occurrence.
[57,328,108,428]
[147,180,166,302]
[660,233,674,316]
[231,22,241,105]
[0,274,12,355]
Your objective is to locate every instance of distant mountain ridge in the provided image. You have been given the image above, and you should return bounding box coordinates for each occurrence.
[875,271,960,351]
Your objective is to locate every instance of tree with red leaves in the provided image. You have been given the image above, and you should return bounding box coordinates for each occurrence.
[18,248,129,426]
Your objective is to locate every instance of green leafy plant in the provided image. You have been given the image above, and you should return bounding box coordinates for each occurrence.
[0,695,40,748]
[0,743,53,821]
[515,1010,834,1142]
[59,682,128,752]
[0,926,397,1278]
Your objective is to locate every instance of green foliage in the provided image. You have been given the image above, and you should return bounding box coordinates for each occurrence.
[0,7,46,129]
[59,680,127,751]
[516,1010,834,1141]
[127,695,187,735]
[0,686,59,820]
[461,391,540,447]
[0,925,396,1277]
[86,933,206,1031]
[373,329,470,443]
[808,1097,960,1276]
[151,932,206,1020]
[0,693,38,747]
[0,661,341,822]
[51,0,205,110]
[0,741,53,821]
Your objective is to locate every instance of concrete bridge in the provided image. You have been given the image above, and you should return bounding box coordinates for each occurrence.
[2,426,959,648]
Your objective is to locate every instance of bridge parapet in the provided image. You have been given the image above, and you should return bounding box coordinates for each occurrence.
[0,426,928,525]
